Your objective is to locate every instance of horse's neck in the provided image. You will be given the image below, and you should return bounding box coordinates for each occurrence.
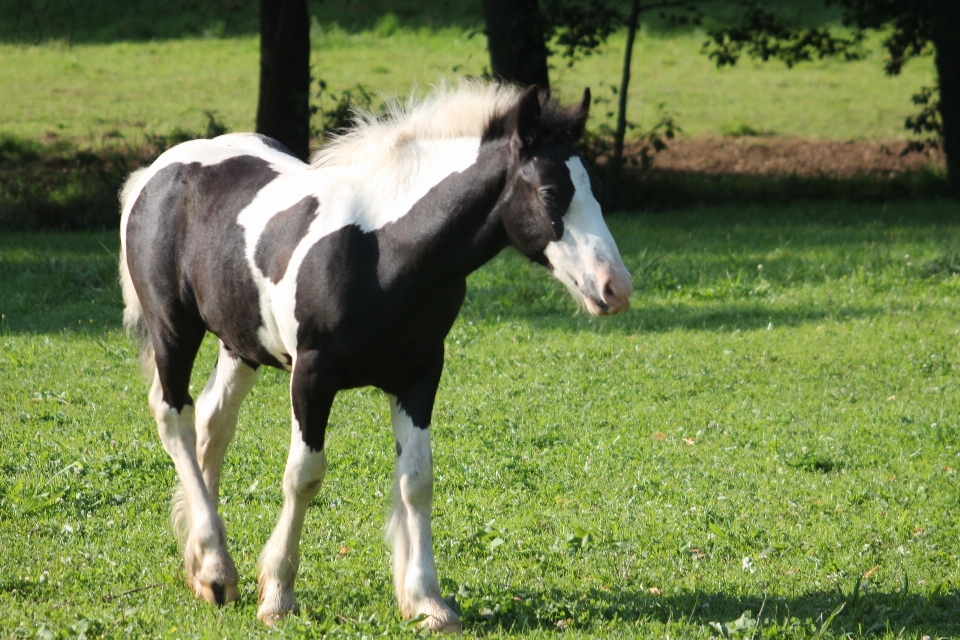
[376,142,510,287]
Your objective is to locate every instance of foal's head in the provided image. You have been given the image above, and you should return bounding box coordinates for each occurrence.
[494,87,632,316]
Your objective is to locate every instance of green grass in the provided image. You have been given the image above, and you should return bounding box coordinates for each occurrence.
[3,201,960,638]
[0,25,936,148]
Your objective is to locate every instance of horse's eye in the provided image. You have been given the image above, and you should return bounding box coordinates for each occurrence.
[539,187,557,206]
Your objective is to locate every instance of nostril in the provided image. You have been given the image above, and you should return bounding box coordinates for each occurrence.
[603,280,615,299]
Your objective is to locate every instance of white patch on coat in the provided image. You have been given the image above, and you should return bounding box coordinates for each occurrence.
[118,134,305,368]
[543,157,628,307]
[239,136,482,363]
[120,133,304,227]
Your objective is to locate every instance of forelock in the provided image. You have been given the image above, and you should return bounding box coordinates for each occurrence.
[482,91,588,145]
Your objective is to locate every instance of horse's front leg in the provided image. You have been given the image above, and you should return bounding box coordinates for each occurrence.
[257,350,333,624]
[388,364,461,633]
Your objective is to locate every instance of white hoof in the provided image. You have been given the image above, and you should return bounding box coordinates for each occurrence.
[257,578,299,625]
[408,599,462,633]
[182,536,239,606]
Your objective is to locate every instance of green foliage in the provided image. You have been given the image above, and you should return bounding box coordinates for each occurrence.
[202,110,229,138]
[0,26,936,144]
[579,105,680,175]
[313,80,380,142]
[0,134,134,230]
[827,0,932,76]
[3,201,960,638]
[721,122,777,137]
[904,85,941,152]
[542,0,624,63]
[0,0,263,43]
[704,4,864,69]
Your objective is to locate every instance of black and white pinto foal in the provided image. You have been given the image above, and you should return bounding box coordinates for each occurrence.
[119,82,632,631]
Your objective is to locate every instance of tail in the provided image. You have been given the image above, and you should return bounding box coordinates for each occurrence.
[118,167,155,378]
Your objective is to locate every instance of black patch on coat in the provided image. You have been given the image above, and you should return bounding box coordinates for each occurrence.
[125,154,284,408]
[288,141,510,443]
[125,162,207,410]
[254,196,319,283]
[501,144,576,264]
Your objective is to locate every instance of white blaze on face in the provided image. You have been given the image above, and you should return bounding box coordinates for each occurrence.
[543,158,633,315]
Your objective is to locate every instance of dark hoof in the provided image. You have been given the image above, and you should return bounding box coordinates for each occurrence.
[200,581,239,606]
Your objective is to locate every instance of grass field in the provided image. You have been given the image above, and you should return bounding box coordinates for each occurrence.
[0,25,937,148]
[2,201,960,638]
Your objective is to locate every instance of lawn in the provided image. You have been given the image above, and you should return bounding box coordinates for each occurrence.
[0,24,937,148]
[2,200,960,638]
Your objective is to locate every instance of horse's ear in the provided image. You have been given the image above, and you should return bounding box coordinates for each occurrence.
[511,85,541,152]
[569,87,591,141]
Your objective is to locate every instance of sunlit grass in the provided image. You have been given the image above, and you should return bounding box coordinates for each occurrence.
[0,25,936,148]
[2,200,960,637]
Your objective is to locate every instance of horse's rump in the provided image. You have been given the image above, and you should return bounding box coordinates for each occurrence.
[120,147,292,370]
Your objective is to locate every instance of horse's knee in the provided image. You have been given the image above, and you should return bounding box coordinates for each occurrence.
[283,448,328,500]
[155,404,197,457]
[397,461,433,507]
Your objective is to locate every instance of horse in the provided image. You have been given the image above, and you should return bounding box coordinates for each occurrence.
[118,81,632,631]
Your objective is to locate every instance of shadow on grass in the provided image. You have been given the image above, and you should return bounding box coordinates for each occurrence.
[456,585,960,636]
[0,0,841,44]
[1,200,953,334]
[0,232,123,334]
[0,135,189,232]
[612,167,950,212]
[462,299,884,336]
[0,0,485,44]
[3,126,956,233]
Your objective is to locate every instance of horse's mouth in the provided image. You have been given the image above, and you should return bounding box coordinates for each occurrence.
[584,295,629,316]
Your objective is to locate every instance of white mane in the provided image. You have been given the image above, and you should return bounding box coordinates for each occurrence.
[309,80,522,170]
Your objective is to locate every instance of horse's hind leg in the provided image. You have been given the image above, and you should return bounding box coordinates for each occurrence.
[147,324,240,606]
[194,341,259,503]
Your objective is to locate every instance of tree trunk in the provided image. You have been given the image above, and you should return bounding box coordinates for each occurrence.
[607,0,641,206]
[482,0,550,89]
[931,0,960,197]
[256,0,311,161]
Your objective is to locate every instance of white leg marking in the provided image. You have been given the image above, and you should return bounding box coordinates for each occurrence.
[194,343,259,502]
[149,373,238,605]
[257,419,328,624]
[387,396,461,633]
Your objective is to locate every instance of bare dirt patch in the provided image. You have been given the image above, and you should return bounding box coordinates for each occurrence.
[638,137,945,179]
[607,136,948,210]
